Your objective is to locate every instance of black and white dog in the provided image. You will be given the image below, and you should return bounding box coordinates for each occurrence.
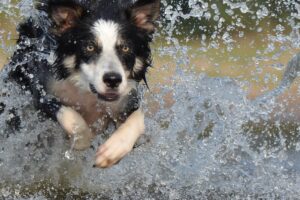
[8,0,160,168]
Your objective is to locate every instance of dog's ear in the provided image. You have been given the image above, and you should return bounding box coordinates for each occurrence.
[48,2,84,35]
[127,0,160,33]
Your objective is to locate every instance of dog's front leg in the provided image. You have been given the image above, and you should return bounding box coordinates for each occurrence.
[57,106,94,150]
[35,94,94,150]
[94,109,145,168]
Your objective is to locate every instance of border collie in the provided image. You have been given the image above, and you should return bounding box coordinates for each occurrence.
[8,0,160,168]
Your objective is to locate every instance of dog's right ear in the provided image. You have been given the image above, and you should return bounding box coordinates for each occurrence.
[42,1,85,35]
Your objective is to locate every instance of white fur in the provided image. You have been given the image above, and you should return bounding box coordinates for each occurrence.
[133,58,144,73]
[80,19,127,95]
[63,55,76,69]
[69,72,90,90]
[56,106,93,150]
[57,106,87,135]
[95,109,145,168]
[93,20,119,50]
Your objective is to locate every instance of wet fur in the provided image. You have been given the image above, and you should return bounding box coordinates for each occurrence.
[8,0,160,168]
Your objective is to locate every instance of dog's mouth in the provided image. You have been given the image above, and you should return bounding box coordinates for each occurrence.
[89,84,120,102]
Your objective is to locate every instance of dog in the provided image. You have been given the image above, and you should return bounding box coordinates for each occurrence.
[8,0,160,168]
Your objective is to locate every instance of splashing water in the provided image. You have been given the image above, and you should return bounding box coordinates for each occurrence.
[1,0,300,199]
[64,131,79,161]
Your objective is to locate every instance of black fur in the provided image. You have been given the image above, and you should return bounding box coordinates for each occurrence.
[8,0,159,122]
[118,89,140,122]
[6,108,21,131]
[0,102,5,115]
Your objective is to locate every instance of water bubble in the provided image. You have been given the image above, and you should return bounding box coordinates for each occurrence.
[257,6,269,19]
[64,150,75,161]
[240,4,249,14]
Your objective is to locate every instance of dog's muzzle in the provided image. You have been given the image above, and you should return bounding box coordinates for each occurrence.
[90,84,120,102]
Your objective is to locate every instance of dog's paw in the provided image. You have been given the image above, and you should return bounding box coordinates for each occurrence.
[72,127,94,150]
[94,131,134,168]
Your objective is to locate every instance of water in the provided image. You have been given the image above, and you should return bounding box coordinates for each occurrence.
[1,0,300,199]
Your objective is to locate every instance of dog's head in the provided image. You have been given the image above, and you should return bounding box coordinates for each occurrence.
[43,0,160,102]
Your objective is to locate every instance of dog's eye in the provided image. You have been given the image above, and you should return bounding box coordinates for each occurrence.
[86,45,95,52]
[122,45,130,53]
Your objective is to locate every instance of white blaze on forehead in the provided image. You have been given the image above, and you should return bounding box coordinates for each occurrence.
[93,19,119,50]
[79,19,128,95]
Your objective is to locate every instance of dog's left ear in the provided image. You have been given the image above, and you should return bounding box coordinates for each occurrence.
[127,0,160,33]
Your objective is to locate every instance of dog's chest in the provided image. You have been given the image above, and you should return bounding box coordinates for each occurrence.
[49,80,115,126]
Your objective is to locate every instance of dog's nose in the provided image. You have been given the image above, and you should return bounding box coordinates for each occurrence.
[103,72,122,88]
